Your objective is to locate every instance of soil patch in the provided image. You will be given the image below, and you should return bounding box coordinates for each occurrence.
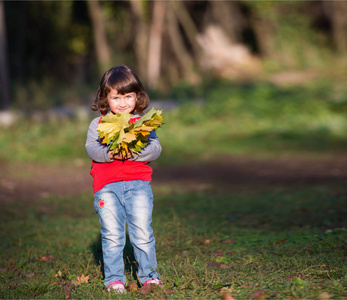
[0,156,346,203]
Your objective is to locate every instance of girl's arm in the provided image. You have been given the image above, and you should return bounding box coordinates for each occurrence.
[130,131,162,162]
[85,117,113,163]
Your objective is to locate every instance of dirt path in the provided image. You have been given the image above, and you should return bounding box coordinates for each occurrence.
[0,156,346,203]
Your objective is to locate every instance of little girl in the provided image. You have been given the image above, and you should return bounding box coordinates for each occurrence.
[85,65,163,293]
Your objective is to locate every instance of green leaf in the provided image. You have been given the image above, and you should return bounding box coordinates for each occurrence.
[134,108,162,127]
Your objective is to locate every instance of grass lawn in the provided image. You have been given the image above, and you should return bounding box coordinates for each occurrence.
[0,180,346,299]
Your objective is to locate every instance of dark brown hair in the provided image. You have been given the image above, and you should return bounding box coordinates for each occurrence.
[91,65,150,115]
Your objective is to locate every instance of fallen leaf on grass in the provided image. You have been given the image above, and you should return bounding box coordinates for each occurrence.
[71,274,89,285]
[64,283,73,299]
[218,264,231,269]
[55,270,63,278]
[137,284,156,296]
[250,289,269,299]
[127,281,138,292]
[221,285,237,299]
[222,291,237,300]
[38,255,54,262]
[77,274,89,284]
[275,239,287,245]
[204,239,211,245]
[319,292,333,300]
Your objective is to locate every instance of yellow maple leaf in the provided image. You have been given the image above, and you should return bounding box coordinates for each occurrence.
[54,270,63,278]
[118,129,137,144]
[134,130,151,137]
[97,112,131,143]
[134,125,157,132]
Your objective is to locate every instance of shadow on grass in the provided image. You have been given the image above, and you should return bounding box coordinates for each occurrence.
[153,185,347,236]
[90,232,139,284]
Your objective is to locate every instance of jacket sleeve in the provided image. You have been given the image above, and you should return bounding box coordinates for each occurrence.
[85,117,113,163]
[129,131,162,162]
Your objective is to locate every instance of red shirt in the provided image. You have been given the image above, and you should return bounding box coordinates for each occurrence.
[90,116,152,193]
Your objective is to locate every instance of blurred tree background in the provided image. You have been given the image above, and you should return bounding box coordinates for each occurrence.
[1,0,346,111]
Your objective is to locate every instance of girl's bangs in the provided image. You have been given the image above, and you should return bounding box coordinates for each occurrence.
[107,73,140,94]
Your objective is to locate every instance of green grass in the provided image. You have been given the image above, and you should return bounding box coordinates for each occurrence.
[0,80,346,165]
[1,184,346,299]
[158,81,347,163]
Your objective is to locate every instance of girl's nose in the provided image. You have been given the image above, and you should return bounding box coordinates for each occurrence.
[119,97,127,106]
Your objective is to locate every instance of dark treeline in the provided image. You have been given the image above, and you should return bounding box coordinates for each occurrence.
[1,0,346,109]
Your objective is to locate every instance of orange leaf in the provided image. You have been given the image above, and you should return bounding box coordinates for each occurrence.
[222,292,237,300]
[77,274,89,284]
[38,255,54,262]
[319,292,333,300]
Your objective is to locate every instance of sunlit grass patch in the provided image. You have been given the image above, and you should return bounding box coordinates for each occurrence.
[158,82,347,163]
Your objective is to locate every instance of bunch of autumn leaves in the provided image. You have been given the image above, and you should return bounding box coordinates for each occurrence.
[97,108,163,159]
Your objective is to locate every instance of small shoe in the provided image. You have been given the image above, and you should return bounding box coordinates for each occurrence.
[143,278,163,286]
[107,280,126,293]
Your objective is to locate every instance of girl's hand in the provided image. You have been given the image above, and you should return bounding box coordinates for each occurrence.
[108,151,132,160]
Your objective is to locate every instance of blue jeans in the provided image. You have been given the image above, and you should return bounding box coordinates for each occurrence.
[94,180,160,287]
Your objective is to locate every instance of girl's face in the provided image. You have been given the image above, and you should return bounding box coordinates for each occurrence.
[107,87,137,114]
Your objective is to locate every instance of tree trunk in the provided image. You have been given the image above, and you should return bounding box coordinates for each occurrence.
[170,1,200,56]
[209,0,244,44]
[87,0,111,76]
[249,6,275,58]
[330,1,347,53]
[130,0,149,80]
[147,1,165,90]
[0,0,10,110]
[166,3,194,79]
